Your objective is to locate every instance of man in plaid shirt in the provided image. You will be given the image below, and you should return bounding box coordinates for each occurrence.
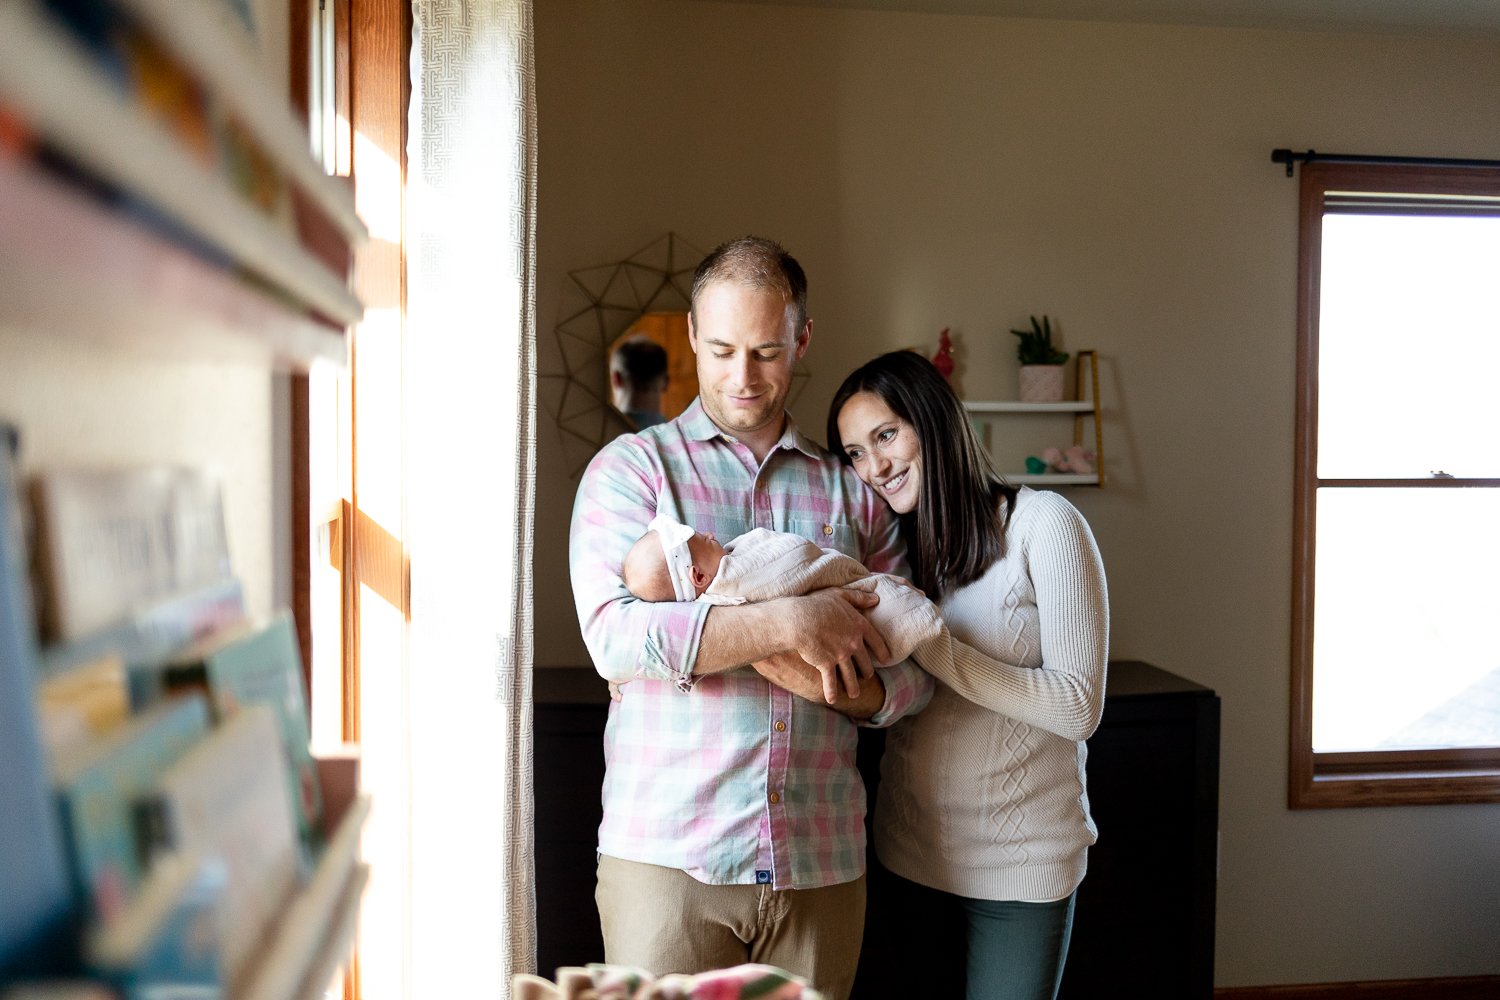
[569,237,934,1000]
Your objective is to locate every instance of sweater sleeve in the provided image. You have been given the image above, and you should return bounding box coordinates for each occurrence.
[911,492,1109,740]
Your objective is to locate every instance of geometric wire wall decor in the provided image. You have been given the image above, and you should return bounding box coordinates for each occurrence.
[539,231,812,478]
[539,232,702,477]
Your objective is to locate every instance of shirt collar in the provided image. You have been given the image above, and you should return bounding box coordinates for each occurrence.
[679,398,826,461]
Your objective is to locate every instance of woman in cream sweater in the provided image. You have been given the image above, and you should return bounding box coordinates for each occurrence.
[828,351,1109,1000]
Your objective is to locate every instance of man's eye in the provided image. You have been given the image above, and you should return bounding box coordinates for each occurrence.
[714,353,733,360]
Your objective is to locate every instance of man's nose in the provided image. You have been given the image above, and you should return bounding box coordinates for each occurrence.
[730,354,753,386]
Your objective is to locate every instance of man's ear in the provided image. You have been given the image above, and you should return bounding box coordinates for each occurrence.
[794,318,812,360]
[687,311,700,354]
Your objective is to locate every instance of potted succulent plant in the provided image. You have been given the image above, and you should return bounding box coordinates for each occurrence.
[1010,314,1069,402]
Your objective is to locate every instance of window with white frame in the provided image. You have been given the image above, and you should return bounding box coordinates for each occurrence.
[1290,161,1500,808]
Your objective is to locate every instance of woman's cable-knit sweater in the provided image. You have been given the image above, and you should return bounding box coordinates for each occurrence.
[874,487,1110,902]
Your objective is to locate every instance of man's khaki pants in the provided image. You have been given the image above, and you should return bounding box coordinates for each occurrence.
[595,854,866,1000]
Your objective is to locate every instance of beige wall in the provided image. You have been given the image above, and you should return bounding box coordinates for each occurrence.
[0,338,282,623]
[533,0,1500,987]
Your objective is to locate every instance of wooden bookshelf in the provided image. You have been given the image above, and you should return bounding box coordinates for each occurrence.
[0,158,345,371]
[0,0,366,995]
[239,794,371,1000]
[111,0,364,244]
[0,0,364,334]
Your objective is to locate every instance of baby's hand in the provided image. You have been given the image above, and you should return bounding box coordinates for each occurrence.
[608,680,628,702]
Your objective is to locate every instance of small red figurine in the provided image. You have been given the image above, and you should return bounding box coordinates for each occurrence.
[931,327,955,381]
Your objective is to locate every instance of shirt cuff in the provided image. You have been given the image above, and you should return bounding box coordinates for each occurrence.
[638,598,710,692]
[862,658,934,728]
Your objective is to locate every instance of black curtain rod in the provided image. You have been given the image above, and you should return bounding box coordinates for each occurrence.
[1271,148,1500,177]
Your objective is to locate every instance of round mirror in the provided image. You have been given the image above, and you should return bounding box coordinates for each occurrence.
[607,312,695,429]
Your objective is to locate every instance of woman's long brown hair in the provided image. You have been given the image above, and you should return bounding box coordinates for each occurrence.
[828,350,1015,601]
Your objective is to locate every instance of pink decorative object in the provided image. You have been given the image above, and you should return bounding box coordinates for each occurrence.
[1040,445,1094,475]
[931,327,955,380]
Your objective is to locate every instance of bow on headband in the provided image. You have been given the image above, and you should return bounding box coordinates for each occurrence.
[649,512,697,601]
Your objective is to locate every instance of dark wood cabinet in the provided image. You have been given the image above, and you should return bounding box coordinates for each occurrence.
[532,660,1219,999]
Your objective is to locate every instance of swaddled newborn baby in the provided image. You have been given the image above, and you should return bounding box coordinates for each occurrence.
[623,513,942,667]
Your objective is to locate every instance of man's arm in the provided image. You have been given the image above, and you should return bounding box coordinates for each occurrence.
[570,441,893,692]
[570,441,709,687]
[695,588,889,696]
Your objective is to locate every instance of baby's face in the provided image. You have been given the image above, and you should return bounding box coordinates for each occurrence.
[686,530,726,589]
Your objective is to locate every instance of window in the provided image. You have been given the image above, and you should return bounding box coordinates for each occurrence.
[1290,161,1500,807]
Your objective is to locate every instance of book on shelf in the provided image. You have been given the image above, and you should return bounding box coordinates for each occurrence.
[86,850,226,1000]
[34,652,129,758]
[39,577,246,712]
[49,694,211,925]
[29,464,233,644]
[0,421,77,983]
[134,704,301,992]
[157,611,323,864]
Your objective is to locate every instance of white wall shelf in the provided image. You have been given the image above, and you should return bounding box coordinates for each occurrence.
[964,400,1095,414]
[963,350,1105,487]
[1008,473,1101,486]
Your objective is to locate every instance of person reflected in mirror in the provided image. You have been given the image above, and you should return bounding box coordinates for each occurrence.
[610,335,670,429]
[569,237,935,1000]
[621,512,943,702]
[829,350,1109,1000]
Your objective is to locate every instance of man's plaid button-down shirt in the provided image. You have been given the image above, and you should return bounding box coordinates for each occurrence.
[569,400,934,890]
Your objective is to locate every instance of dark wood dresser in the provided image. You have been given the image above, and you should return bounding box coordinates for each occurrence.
[532,660,1219,999]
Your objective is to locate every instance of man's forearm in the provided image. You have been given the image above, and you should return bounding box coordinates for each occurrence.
[693,602,792,676]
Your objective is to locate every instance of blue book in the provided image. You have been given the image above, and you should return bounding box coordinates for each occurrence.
[39,577,246,711]
[50,695,211,926]
[0,422,77,982]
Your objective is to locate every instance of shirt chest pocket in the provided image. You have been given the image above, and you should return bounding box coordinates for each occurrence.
[784,517,859,560]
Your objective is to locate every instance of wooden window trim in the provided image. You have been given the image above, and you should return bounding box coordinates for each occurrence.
[1289,161,1500,809]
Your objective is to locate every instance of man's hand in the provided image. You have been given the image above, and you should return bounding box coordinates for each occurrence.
[778,588,890,701]
[752,652,887,721]
[753,650,833,705]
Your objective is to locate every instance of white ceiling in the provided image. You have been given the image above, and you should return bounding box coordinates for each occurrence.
[693,0,1500,35]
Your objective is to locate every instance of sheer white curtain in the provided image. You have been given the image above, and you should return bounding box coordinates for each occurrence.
[404,2,536,998]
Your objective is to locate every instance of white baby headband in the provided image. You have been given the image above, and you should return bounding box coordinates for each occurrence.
[649,512,697,601]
